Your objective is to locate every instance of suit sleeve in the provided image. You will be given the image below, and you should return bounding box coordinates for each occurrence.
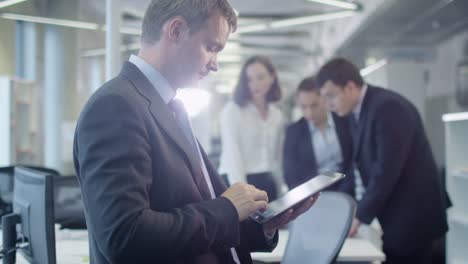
[356,100,416,224]
[74,94,240,263]
[238,219,278,253]
[282,125,304,189]
[335,173,355,196]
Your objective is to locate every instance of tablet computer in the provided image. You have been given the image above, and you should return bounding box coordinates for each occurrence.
[249,172,345,224]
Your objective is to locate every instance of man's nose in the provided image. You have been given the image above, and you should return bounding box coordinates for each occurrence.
[208,55,219,72]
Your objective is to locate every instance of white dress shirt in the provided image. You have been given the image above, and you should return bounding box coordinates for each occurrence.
[308,113,343,174]
[219,101,285,184]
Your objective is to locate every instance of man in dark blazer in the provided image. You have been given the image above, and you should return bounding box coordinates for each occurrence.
[283,76,354,194]
[316,58,449,264]
[73,1,317,264]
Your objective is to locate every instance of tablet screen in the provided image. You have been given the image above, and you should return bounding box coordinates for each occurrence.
[249,172,345,224]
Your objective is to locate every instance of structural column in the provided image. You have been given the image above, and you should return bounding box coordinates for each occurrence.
[15,21,37,81]
[43,25,65,171]
[105,0,121,80]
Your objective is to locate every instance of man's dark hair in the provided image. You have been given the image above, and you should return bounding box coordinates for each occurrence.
[141,0,238,44]
[297,76,320,95]
[316,57,364,89]
[233,55,282,107]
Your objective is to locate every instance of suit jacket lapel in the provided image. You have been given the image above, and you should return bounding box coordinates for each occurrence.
[333,114,352,167]
[120,62,211,199]
[199,144,228,197]
[352,86,373,159]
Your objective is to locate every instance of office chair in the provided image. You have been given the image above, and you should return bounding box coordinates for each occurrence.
[282,191,356,264]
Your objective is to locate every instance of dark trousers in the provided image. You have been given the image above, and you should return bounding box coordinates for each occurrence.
[384,242,433,264]
[222,172,278,201]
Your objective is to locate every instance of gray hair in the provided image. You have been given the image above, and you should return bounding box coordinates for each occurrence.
[141,0,238,44]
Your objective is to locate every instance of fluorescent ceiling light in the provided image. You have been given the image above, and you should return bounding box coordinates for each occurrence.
[237,11,355,33]
[237,23,270,34]
[306,0,359,10]
[0,0,27,9]
[270,11,355,28]
[0,13,99,30]
[119,26,141,35]
[442,112,468,122]
[0,13,142,35]
[81,43,140,57]
[360,59,388,76]
[81,43,242,59]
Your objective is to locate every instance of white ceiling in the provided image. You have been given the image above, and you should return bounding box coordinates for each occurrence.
[77,0,367,89]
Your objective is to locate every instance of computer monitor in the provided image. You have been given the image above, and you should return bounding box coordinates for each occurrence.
[1,167,56,264]
[0,168,13,202]
[0,166,59,221]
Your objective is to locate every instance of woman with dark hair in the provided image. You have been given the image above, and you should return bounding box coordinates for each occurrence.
[219,55,284,201]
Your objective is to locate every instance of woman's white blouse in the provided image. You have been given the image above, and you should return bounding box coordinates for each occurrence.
[218,101,285,184]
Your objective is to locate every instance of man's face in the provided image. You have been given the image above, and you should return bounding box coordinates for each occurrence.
[297,90,328,125]
[172,15,230,88]
[320,80,355,116]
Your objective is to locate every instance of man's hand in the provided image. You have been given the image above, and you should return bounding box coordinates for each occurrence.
[222,183,269,221]
[263,193,320,236]
[348,218,361,237]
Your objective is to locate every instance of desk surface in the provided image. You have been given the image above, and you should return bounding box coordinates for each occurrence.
[3,229,385,263]
[252,230,385,263]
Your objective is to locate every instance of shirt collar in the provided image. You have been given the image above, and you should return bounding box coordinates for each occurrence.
[352,84,368,121]
[308,112,335,132]
[129,54,175,104]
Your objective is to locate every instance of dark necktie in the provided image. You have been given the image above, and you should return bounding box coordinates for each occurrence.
[168,99,241,264]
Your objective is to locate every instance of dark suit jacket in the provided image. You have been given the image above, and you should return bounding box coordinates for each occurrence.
[73,62,277,264]
[352,85,448,254]
[282,115,354,195]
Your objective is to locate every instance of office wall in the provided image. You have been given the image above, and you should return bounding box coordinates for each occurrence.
[388,62,427,121]
[0,20,15,76]
[426,31,468,98]
[363,64,388,88]
[363,60,427,122]
[423,30,468,167]
[0,0,37,76]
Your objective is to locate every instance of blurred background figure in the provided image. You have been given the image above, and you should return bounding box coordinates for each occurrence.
[283,76,354,194]
[317,58,449,264]
[219,55,284,201]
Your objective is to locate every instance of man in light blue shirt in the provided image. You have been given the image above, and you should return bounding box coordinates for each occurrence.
[283,76,354,194]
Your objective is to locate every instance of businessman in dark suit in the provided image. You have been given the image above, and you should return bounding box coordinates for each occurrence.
[317,58,448,264]
[73,1,317,263]
[283,76,354,194]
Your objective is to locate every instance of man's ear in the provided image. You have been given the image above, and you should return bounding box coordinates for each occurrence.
[163,16,189,42]
[345,80,358,91]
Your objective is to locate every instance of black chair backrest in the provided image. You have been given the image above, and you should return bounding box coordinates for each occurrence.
[53,175,86,229]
